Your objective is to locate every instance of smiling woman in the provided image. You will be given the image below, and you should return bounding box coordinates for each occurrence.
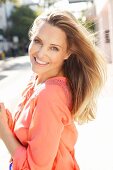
[0,10,106,170]
[29,21,70,84]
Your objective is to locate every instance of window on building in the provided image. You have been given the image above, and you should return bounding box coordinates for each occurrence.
[105,30,110,43]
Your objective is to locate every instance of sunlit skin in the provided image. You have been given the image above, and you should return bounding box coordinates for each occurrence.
[28,21,70,84]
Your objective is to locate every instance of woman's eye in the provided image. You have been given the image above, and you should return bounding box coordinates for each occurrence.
[33,39,41,44]
[51,46,59,51]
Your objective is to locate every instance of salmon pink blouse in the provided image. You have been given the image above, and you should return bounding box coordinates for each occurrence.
[8,75,79,170]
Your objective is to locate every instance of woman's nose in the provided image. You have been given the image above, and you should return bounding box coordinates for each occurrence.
[37,46,47,59]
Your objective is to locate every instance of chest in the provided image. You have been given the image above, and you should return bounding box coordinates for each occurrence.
[13,84,45,145]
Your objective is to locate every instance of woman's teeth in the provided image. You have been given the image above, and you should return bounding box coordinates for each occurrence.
[34,57,49,65]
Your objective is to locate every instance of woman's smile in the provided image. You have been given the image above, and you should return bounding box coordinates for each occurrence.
[34,56,49,66]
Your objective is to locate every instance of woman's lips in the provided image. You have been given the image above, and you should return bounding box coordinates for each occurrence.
[34,57,49,65]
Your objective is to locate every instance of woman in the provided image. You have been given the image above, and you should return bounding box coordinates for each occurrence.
[0,10,106,170]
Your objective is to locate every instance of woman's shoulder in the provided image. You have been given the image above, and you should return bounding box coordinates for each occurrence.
[39,76,72,109]
[46,76,68,89]
[45,76,69,95]
[45,76,67,85]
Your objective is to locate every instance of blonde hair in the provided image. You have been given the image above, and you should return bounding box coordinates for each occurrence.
[29,10,106,124]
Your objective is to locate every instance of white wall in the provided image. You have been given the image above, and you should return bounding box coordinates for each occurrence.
[95,0,113,62]
[108,0,113,63]
[0,4,7,29]
[0,1,14,30]
[95,0,107,14]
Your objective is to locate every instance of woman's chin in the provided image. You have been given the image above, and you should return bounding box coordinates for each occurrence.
[31,66,38,74]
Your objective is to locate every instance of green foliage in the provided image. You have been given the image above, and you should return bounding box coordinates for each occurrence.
[6,6,37,43]
[0,29,4,35]
[4,5,38,55]
[84,20,95,32]
[0,0,17,4]
[78,18,95,33]
[0,0,6,3]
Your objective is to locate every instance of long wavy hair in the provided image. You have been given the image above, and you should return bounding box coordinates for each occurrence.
[29,10,106,124]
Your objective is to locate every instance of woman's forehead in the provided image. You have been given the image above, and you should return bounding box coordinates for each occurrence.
[33,21,68,48]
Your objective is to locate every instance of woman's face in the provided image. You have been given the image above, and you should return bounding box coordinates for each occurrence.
[28,21,70,82]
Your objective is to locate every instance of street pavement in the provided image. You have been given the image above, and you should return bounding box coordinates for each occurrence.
[0,56,113,170]
[75,63,113,170]
[0,56,31,169]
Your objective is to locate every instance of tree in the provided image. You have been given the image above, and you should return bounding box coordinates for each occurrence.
[5,5,37,54]
[78,9,95,33]
[78,18,95,32]
[0,0,17,4]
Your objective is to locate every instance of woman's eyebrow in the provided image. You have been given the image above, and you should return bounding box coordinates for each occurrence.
[50,44,62,49]
[35,36,42,41]
[35,36,62,49]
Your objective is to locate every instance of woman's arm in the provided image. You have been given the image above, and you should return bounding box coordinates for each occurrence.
[0,103,22,156]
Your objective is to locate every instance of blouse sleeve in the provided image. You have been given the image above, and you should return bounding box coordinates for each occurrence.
[5,74,35,132]
[12,84,72,170]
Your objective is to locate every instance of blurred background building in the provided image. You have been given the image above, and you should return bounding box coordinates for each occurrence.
[0,0,113,63]
[0,1,14,53]
[94,0,113,63]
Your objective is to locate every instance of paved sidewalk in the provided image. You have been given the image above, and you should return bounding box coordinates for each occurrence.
[75,63,113,170]
[0,56,31,169]
[0,57,15,71]
[0,55,30,69]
